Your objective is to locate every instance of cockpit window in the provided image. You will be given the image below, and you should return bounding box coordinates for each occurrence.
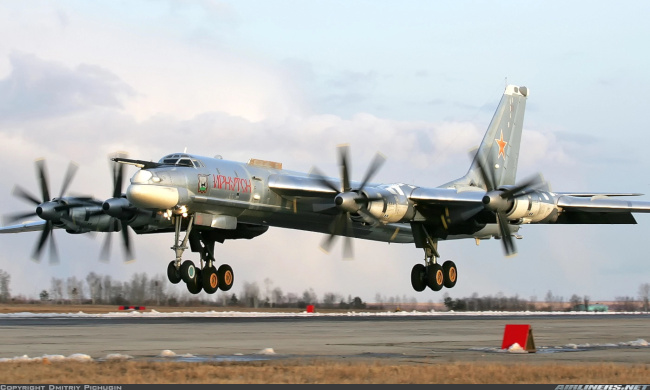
[158,154,204,168]
[177,158,193,167]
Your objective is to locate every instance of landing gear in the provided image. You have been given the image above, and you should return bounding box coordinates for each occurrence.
[186,268,202,294]
[410,230,458,292]
[217,264,234,291]
[167,261,181,284]
[179,260,196,284]
[410,264,427,292]
[202,266,219,294]
[442,260,457,289]
[167,213,236,295]
[427,263,444,291]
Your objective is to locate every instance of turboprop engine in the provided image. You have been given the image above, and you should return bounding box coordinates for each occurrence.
[360,184,416,223]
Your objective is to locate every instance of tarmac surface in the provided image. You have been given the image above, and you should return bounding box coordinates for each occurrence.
[1,312,649,364]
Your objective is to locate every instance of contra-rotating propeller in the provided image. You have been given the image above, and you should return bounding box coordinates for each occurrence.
[96,152,136,263]
[5,159,80,264]
[311,145,386,259]
[475,155,545,257]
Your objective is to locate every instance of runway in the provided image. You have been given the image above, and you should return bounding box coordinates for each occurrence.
[1,311,649,364]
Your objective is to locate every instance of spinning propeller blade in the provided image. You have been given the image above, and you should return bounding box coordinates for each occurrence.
[317,145,385,259]
[475,156,546,257]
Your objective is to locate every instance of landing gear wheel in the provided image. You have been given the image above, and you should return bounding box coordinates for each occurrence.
[442,260,457,289]
[202,266,219,294]
[217,264,234,292]
[427,263,444,291]
[167,261,181,284]
[180,260,196,284]
[410,264,427,292]
[186,268,203,294]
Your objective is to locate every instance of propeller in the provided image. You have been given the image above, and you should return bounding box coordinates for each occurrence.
[98,152,135,263]
[312,145,386,259]
[474,154,545,257]
[6,159,79,264]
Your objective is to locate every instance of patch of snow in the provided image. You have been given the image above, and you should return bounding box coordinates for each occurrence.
[620,338,648,347]
[0,353,94,363]
[42,354,67,362]
[104,353,133,361]
[257,348,276,355]
[67,353,93,362]
[506,343,528,353]
[158,349,176,357]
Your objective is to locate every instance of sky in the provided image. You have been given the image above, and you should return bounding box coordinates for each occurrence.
[0,0,649,304]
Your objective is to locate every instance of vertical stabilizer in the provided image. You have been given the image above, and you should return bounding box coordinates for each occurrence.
[445,85,528,190]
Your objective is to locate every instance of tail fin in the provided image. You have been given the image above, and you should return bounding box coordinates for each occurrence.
[446,85,529,190]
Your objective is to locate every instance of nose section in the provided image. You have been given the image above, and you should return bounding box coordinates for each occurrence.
[126,184,181,209]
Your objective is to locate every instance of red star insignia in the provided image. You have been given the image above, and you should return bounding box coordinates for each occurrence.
[495,130,507,159]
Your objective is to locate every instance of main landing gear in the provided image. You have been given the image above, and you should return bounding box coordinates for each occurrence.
[410,241,457,292]
[165,214,235,295]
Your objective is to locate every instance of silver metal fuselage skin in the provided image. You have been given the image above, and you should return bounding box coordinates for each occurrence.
[126,156,419,244]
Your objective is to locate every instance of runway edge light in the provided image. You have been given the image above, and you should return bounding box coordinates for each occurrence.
[501,324,536,353]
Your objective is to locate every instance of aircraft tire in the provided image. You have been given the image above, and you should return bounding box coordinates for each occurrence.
[427,264,444,291]
[410,264,427,292]
[186,268,203,294]
[180,260,196,284]
[217,264,234,291]
[442,260,457,289]
[167,261,181,284]
[202,266,219,294]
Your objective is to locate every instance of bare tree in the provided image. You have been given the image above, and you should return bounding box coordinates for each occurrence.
[126,272,148,303]
[66,276,85,303]
[102,275,113,304]
[300,288,318,307]
[241,281,260,308]
[86,272,103,304]
[0,270,10,302]
[323,292,342,308]
[271,287,285,307]
[50,277,64,303]
[569,294,581,310]
[614,296,638,312]
[639,283,650,313]
[148,275,166,305]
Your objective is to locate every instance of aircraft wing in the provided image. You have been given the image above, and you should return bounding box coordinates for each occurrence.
[556,195,650,213]
[554,192,643,197]
[408,188,485,206]
[0,221,50,233]
[268,174,339,197]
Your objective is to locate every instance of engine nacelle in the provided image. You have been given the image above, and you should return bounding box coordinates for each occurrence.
[102,197,135,220]
[361,184,415,223]
[66,206,121,233]
[505,191,558,223]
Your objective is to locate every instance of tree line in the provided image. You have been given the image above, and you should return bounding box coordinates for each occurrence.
[442,287,650,312]
[0,269,649,312]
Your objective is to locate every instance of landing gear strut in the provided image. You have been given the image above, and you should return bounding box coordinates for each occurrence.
[410,229,458,292]
[165,213,235,295]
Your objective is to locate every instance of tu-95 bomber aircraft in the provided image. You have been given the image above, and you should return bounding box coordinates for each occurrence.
[3,84,650,294]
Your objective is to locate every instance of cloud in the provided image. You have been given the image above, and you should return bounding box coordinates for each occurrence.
[0,52,135,122]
